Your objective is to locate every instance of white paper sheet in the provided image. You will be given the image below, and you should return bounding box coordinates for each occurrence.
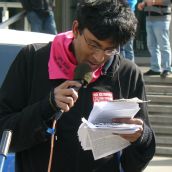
[88,100,141,123]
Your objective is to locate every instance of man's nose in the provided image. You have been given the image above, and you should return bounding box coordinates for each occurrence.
[92,51,105,62]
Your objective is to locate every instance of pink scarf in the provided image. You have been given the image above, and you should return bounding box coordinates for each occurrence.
[48,31,102,82]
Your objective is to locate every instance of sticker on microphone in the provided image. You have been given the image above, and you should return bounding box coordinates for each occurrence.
[92,92,113,102]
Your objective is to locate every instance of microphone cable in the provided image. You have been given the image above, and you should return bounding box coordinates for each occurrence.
[46,63,92,172]
[47,118,56,172]
[47,90,64,172]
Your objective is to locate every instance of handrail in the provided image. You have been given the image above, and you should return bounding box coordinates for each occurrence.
[0,2,29,30]
[0,10,26,29]
[0,2,22,8]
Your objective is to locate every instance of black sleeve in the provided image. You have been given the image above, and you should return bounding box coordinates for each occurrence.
[120,68,156,172]
[19,0,32,11]
[0,45,56,153]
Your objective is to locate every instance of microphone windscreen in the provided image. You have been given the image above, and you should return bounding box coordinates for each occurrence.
[74,63,92,85]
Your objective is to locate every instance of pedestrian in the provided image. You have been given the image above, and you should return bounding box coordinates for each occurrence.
[0,0,155,172]
[20,0,57,34]
[138,0,172,77]
[120,0,138,62]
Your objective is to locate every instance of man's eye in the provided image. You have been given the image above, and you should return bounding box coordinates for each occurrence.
[89,43,99,49]
[91,45,98,48]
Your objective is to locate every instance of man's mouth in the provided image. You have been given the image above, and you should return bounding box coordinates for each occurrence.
[87,62,100,71]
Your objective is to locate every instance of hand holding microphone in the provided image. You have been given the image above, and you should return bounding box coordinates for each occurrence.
[51,63,92,119]
[54,80,82,112]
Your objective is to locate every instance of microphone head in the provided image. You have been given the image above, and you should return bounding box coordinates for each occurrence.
[74,63,92,85]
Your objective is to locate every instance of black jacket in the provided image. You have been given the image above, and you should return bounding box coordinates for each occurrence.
[20,0,55,11]
[0,43,155,172]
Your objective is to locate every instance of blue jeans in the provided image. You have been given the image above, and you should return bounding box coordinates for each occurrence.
[146,19,172,72]
[27,10,57,35]
[120,38,135,62]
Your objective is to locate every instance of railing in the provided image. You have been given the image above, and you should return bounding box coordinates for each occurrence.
[0,2,29,30]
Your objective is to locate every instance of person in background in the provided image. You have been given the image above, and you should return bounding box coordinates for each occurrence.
[0,0,155,172]
[0,8,2,23]
[138,0,172,77]
[120,0,138,62]
[20,0,57,34]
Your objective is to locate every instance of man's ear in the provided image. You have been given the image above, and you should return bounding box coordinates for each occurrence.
[72,20,79,38]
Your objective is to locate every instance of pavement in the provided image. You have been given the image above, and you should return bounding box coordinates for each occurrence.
[144,156,172,172]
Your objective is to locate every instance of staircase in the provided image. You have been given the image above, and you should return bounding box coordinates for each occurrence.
[144,75,172,156]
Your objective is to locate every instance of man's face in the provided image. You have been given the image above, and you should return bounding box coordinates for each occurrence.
[72,22,118,71]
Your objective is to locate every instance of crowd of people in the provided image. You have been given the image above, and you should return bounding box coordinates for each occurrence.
[1,0,171,76]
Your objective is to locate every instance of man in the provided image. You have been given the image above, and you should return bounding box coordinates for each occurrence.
[0,0,155,172]
[138,0,172,78]
[20,0,57,34]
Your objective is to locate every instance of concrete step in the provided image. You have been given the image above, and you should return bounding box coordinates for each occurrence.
[142,67,172,157]
[148,104,172,113]
[143,156,172,172]
[155,135,172,145]
[144,75,172,85]
[136,58,150,66]
[145,85,172,95]
[152,125,172,135]
[149,114,172,124]
[147,95,172,103]
[156,146,172,156]
[140,66,172,156]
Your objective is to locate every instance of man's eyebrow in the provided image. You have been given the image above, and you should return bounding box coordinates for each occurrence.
[87,38,100,46]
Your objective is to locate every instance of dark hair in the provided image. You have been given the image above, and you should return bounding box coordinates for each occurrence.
[76,0,137,46]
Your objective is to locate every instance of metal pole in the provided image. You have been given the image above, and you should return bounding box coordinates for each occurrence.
[0,130,12,172]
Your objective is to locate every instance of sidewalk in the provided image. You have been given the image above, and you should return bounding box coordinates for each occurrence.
[144,156,172,172]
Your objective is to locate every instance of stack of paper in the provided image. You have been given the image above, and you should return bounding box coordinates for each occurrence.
[78,97,146,160]
[78,122,131,160]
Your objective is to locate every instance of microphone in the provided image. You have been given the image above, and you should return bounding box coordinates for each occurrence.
[71,63,92,90]
[0,130,12,172]
[54,63,92,121]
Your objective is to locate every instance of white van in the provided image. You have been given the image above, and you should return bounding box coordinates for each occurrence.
[0,29,55,86]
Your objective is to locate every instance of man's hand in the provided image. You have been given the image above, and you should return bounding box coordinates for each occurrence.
[137,2,146,11]
[112,118,143,143]
[53,80,82,112]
